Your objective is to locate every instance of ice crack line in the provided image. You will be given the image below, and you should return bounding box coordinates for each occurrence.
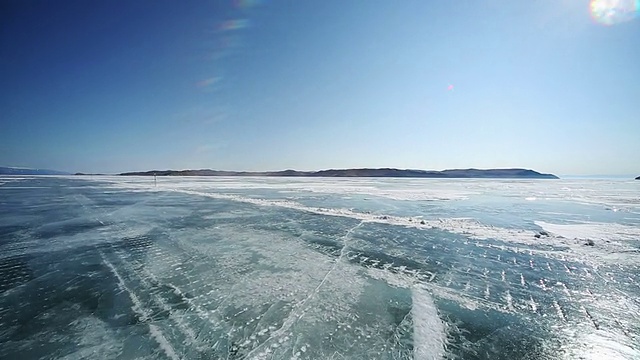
[100,253,181,360]
[312,220,364,297]
[243,220,364,359]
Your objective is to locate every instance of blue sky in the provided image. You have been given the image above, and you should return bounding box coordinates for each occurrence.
[1,0,638,175]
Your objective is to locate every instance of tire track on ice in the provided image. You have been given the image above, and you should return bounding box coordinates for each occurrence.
[75,193,203,359]
[101,252,180,360]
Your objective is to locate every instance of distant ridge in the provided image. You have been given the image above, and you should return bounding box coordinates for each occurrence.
[120,168,559,179]
[636,175,640,180]
[0,166,69,175]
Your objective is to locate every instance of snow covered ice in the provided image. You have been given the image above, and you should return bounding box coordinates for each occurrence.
[1,176,639,359]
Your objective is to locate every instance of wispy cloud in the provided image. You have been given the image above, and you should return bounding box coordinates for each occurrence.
[173,105,229,125]
[195,76,222,90]
[195,142,228,154]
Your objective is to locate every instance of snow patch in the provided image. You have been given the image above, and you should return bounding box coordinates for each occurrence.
[535,221,640,241]
[412,286,446,360]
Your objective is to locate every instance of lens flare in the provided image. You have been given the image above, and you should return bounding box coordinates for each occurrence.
[196,77,221,89]
[234,0,263,9]
[589,0,639,25]
[218,19,250,31]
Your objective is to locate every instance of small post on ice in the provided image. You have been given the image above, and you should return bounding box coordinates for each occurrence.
[154,173,157,187]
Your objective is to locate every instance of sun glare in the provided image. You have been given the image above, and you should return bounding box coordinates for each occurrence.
[589,0,639,25]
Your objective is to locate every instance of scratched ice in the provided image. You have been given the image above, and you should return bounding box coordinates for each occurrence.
[0,176,639,359]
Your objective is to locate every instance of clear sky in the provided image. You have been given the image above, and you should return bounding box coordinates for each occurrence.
[1,0,638,175]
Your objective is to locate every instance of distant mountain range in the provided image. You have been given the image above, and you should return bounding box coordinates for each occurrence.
[120,168,560,179]
[0,166,70,175]
[5,165,638,179]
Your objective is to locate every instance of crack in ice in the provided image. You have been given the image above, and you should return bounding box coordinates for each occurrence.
[242,221,364,359]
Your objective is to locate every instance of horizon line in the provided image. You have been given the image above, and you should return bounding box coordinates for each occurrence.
[2,165,638,178]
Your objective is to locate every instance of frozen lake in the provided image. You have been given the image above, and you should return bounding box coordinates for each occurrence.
[1,176,639,359]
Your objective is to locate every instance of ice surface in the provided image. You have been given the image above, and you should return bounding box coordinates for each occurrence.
[0,176,639,359]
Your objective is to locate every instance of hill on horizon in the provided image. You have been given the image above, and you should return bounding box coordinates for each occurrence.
[0,166,70,175]
[119,167,559,179]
